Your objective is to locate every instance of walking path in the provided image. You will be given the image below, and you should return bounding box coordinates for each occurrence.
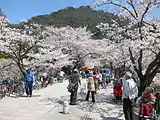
[0,80,124,120]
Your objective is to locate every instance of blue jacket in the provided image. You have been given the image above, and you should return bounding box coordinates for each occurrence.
[24,72,35,82]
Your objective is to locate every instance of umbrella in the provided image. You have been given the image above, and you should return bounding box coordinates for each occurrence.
[80,66,93,71]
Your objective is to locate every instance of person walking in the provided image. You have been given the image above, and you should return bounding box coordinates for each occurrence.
[102,70,106,89]
[24,68,35,97]
[85,71,95,103]
[68,69,81,105]
[106,69,111,85]
[122,72,138,120]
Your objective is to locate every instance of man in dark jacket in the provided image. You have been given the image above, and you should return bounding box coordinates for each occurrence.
[68,69,81,105]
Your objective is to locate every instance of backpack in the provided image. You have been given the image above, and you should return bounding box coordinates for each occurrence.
[67,79,79,93]
[87,82,92,90]
[139,103,154,117]
[67,83,75,93]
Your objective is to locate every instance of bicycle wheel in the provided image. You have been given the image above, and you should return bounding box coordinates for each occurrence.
[1,85,6,98]
[6,86,11,96]
[0,92,3,99]
[16,86,24,97]
[2,91,6,98]
[34,81,41,90]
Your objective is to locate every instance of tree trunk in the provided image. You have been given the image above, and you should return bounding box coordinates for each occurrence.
[138,78,146,96]
[17,61,25,78]
[138,75,155,96]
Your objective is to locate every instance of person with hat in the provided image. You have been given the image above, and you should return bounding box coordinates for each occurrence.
[85,71,95,103]
[68,69,81,105]
[122,71,138,120]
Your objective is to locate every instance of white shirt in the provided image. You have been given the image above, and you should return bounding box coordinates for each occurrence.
[98,73,102,81]
[59,71,65,77]
[122,78,138,100]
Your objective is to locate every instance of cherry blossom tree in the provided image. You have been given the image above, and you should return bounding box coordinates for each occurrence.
[93,0,160,95]
[1,19,112,77]
[0,20,41,77]
[0,59,22,80]
[33,26,112,71]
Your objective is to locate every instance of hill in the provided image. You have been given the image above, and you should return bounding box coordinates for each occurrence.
[27,6,128,39]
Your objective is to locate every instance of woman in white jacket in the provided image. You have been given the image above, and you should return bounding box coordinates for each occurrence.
[85,72,95,102]
[122,72,138,120]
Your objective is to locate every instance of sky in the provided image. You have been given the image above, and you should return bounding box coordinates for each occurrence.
[0,0,160,24]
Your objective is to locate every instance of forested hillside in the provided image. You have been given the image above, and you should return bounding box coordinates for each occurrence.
[27,6,128,38]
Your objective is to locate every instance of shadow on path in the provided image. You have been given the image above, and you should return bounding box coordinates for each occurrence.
[101,116,123,120]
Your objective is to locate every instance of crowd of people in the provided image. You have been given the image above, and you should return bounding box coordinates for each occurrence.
[67,68,160,120]
[22,67,160,120]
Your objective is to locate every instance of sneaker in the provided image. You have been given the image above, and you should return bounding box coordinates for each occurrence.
[69,103,77,105]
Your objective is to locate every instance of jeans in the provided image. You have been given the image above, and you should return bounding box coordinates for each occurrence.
[102,79,106,89]
[123,98,134,120]
[25,81,33,96]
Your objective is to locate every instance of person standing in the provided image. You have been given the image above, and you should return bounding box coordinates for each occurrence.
[93,71,99,94]
[59,70,65,83]
[85,71,95,102]
[122,72,138,120]
[81,71,86,79]
[113,79,122,101]
[97,70,102,91]
[68,69,81,105]
[24,68,35,97]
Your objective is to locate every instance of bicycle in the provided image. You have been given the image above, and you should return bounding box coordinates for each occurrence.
[7,80,24,97]
[33,80,41,90]
[0,83,6,99]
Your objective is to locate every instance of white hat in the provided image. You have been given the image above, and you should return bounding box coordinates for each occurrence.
[73,69,78,72]
[125,72,132,78]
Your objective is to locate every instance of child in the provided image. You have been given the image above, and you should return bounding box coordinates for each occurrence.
[113,79,122,100]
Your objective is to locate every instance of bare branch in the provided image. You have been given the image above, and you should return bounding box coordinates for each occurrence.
[137,49,143,76]
[145,52,160,76]
[126,0,138,17]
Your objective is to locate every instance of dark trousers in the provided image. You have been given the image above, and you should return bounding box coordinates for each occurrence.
[25,81,33,96]
[123,98,134,120]
[70,87,78,104]
[85,91,95,102]
[116,96,122,100]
